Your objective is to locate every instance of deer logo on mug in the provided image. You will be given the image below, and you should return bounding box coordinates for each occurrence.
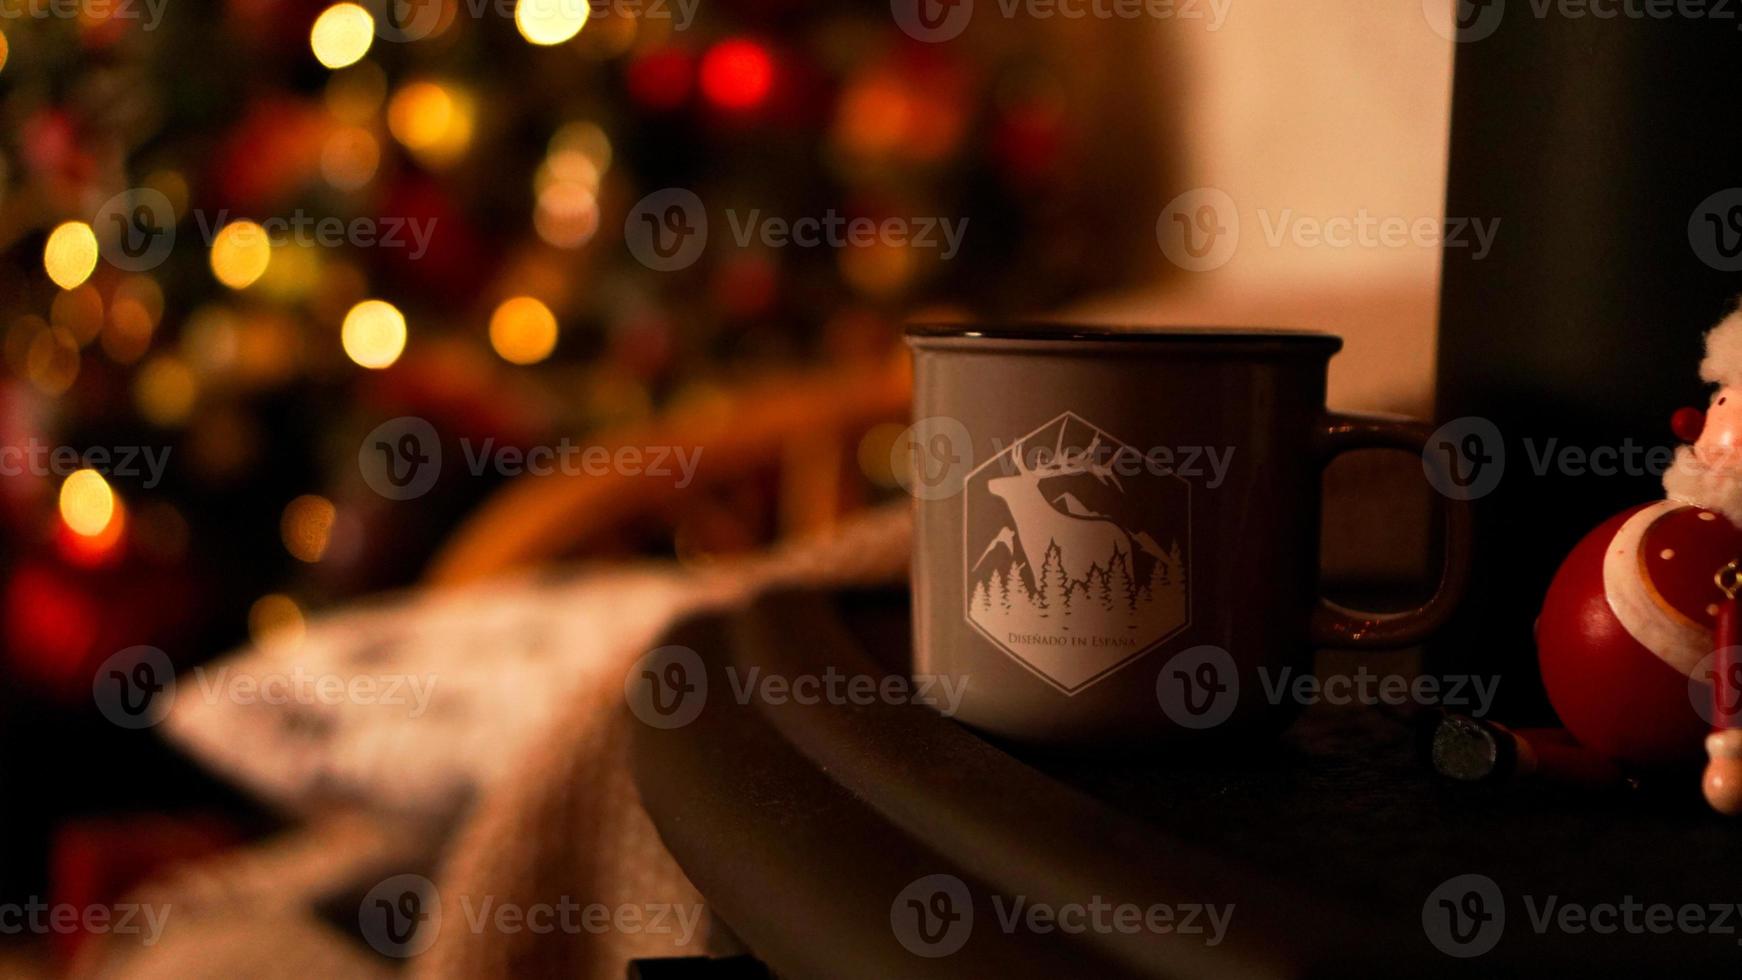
[964,412,1191,693]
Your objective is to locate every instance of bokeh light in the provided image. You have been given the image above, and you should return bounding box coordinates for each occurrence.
[248,593,306,648]
[103,275,164,364]
[388,81,475,168]
[280,494,336,563]
[700,39,774,111]
[210,221,273,290]
[321,126,380,190]
[341,299,407,369]
[533,181,599,248]
[515,0,589,46]
[25,325,80,395]
[134,355,198,426]
[310,4,375,69]
[43,222,99,290]
[489,296,559,365]
[59,469,116,538]
[50,285,104,347]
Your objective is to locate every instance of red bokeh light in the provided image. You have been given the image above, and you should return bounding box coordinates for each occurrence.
[627,49,694,111]
[700,39,775,112]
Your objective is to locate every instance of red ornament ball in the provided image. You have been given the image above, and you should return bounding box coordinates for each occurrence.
[1537,502,1739,769]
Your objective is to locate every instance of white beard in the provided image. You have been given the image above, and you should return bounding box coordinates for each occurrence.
[1662,445,1742,526]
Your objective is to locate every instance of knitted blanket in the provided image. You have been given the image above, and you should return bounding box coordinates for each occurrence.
[72,505,912,979]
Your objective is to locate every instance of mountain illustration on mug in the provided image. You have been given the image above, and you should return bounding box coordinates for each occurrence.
[963,412,1192,693]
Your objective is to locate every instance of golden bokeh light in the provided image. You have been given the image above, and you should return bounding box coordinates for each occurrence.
[134,355,198,426]
[515,0,589,46]
[0,30,10,74]
[25,325,80,396]
[104,276,163,364]
[321,126,380,190]
[249,593,307,648]
[44,222,99,290]
[533,181,599,248]
[341,299,407,369]
[210,221,273,290]
[281,494,337,563]
[551,121,612,173]
[50,285,104,347]
[325,62,388,124]
[310,3,375,69]
[489,296,559,365]
[387,81,475,168]
[59,469,116,538]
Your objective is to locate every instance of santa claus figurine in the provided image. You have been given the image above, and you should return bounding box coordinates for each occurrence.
[1537,310,1742,815]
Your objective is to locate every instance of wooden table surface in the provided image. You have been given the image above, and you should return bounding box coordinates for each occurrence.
[630,587,1741,978]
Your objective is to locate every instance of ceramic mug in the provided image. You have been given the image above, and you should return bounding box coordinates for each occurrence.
[904,324,1473,744]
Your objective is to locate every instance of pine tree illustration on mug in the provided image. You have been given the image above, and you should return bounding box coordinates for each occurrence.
[971,539,1185,634]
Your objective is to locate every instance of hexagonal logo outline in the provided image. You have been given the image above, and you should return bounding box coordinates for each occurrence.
[962,411,1192,695]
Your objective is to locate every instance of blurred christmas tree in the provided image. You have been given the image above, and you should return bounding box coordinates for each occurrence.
[0,0,1123,901]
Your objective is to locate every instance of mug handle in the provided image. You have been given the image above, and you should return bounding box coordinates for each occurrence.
[1308,412,1474,648]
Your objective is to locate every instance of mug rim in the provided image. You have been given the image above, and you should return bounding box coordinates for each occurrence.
[904,322,1343,352]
